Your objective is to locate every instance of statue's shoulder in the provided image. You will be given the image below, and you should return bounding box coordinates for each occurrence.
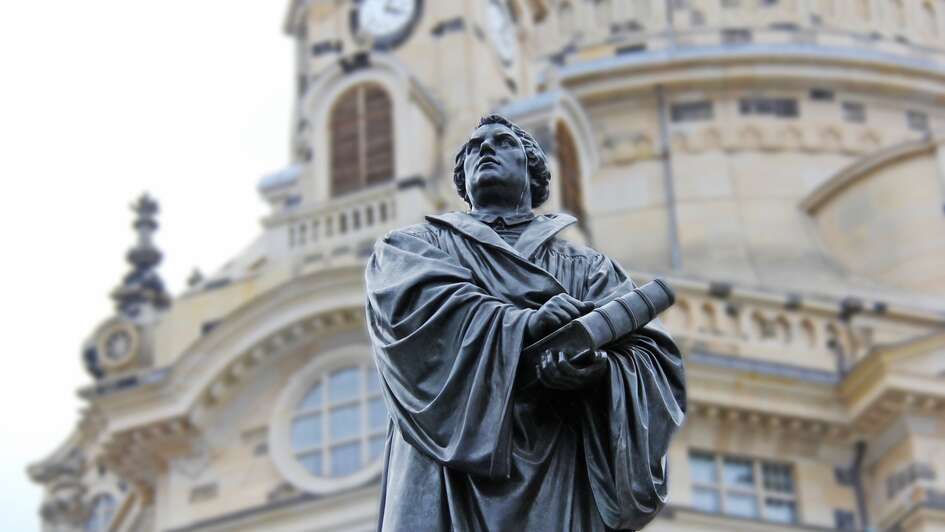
[543,234,606,263]
[383,221,444,244]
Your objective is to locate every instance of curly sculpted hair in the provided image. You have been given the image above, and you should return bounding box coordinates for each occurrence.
[452,114,551,208]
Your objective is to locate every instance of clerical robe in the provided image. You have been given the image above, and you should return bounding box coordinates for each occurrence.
[365,211,686,532]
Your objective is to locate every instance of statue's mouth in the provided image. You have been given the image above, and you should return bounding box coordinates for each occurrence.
[477,156,499,169]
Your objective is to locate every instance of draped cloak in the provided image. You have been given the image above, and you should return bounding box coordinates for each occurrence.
[365,212,687,532]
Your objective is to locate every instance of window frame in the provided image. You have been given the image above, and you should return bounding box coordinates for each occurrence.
[289,364,386,478]
[270,344,388,495]
[329,84,396,198]
[689,450,800,524]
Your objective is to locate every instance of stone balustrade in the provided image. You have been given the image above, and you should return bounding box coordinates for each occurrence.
[655,281,868,373]
[284,183,399,262]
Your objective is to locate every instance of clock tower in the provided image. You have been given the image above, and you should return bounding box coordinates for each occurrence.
[266,1,552,221]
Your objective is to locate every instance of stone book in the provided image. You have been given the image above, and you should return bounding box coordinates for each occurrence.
[517,278,676,389]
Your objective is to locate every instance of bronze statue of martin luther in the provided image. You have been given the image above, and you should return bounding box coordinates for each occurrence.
[365,114,686,531]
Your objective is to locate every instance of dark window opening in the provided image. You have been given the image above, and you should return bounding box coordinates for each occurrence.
[907,110,929,131]
[810,88,834,101]
[842,102,866,123]
[722,28,752,44]
[740,97,799,118]
[834,509,857,531]
[671,101,714,122]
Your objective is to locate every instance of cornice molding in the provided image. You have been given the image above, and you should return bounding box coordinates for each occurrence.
[555,43,945,99]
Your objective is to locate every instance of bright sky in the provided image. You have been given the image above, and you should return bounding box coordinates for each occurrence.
[0,2,291,529]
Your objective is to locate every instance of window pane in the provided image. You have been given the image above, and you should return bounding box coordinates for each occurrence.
[298,451,322,476]
[368,398,388,430]
[723,457,755,487]
[291,414,322,452]
[328,367,360,404]
[693,487,721,513]
[690,452,718,484]
[331,442,362,477]
[86,494,116,532]
[765,497,797,523]
[369,435,386,460]
[329,404,360,442]
[726,491,759,518]
[299,383,323,411]
[762,462,794,493]
[834,509,857,530]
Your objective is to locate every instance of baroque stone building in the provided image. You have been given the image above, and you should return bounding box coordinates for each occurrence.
[29,1,945,531]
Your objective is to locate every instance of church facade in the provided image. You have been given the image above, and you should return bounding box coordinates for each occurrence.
[29,1,945,531]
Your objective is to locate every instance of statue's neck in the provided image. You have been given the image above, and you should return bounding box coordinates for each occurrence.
[471,203,532,218]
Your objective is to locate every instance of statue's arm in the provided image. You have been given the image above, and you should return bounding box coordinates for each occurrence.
[366,229,533,478]
[576,253,688,530]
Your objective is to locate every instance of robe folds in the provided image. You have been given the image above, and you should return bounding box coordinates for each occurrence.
[365,212,687,532]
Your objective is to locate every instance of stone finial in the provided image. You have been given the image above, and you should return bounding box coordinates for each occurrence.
[111,194,171,316]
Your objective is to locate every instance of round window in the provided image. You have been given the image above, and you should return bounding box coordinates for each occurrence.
[270,345,390,494]
[290,365,387,477]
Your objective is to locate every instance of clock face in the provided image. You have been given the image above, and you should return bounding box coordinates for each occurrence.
[356,0,420,47]
[486,0,517,66]
[105,330,132,361]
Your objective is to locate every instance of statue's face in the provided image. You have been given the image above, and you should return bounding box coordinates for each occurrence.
[463,122,530,211]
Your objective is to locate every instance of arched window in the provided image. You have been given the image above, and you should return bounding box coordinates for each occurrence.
[330,84,395,197]
[290,364,387,479]
[555,122,587,226]
[85,494,116,532]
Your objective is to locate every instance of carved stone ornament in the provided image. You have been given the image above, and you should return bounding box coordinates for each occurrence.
[169,437,212,480]
[30,448,91,528]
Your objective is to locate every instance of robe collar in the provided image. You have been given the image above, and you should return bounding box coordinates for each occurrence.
[426,211,577,259]
[467,210,535,226]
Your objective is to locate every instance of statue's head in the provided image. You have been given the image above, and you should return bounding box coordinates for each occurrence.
[453,114,551,211]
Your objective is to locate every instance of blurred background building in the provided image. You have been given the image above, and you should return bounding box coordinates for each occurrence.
[28,0,945,530]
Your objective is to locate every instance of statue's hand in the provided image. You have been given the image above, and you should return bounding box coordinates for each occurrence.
[537,349,609,391]
[526,293,594,343]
